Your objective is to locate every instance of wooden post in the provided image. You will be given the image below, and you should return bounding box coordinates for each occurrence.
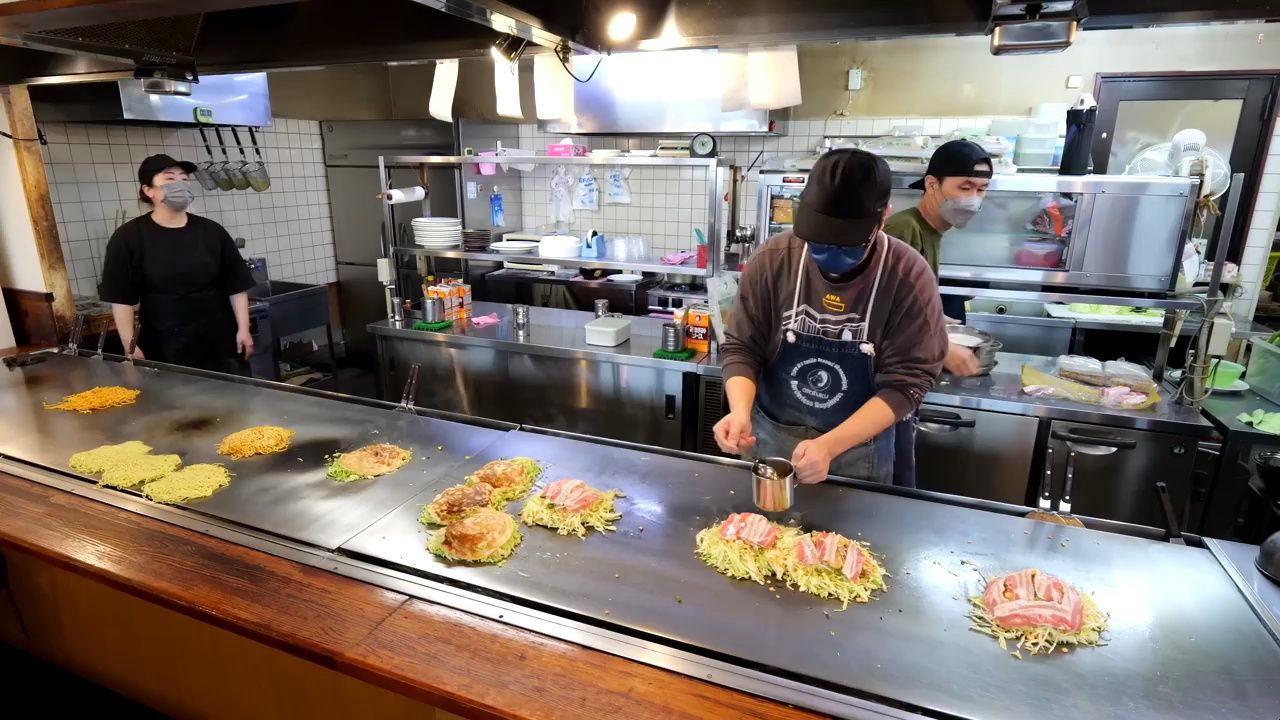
[1,84,75,340]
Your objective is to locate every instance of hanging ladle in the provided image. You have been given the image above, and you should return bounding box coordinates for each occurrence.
[213,126,249,191]
[242,126,271,192]
[192,127,222,191]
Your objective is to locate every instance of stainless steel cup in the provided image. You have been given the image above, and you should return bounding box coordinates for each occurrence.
[661,322,685,352]
[512,304,530,329]
[752,457,795,512]
[423,297,444,323]
[595,299,610,318]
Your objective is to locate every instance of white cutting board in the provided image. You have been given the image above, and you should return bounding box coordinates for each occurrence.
[1044,303,1168,326]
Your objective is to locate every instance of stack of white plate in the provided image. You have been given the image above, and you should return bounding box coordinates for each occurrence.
[412,217,462,247]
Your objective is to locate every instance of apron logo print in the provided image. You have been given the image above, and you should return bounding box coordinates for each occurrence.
[788,357,848,410]
[822,294,846,313]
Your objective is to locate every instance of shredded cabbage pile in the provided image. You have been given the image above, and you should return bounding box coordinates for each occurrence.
[694,523,796,585]
[696,521,890,609]
[968,592,1109,656]
[427,524,522,565]
[768,535,889,610]
[519,489,622,538]
[466,457,542,503]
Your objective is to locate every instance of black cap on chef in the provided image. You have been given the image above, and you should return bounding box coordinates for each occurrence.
[794,148,892,247]
[908,140,992,190]
[137,154,197,186]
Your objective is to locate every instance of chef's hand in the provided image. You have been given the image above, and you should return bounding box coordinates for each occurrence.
[713,411,756,454]
[792,438,833,484]
[944,343,981,377]
[236,327,255,360]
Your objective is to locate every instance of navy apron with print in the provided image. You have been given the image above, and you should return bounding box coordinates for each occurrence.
[752,235,895,484]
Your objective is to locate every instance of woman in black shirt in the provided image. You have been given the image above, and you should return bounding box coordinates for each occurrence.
[98,154,257,372]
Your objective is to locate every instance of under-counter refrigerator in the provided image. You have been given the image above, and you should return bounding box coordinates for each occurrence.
[323,120,458,360]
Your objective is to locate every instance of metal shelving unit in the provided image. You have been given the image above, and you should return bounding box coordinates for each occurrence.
[392,246,707,277]
[377,154,728,303]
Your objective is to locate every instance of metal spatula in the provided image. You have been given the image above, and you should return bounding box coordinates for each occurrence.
[395,363,421,414]
[1025,444,1086,528]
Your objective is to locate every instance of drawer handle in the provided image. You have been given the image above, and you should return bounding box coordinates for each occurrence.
[917,409,976,429]
[1050,429,1136,450]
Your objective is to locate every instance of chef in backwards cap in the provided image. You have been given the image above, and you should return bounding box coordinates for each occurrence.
[715,149,947,484]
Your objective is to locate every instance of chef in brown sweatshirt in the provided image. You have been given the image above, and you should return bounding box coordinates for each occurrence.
[716,149,947,484]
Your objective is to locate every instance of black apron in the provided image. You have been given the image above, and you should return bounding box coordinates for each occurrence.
[752,235,896,484]
[139,288,238,372]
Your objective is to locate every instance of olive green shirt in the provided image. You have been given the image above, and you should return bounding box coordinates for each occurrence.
[884,207,943,276]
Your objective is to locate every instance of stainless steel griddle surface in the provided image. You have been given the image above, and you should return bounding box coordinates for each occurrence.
[342,430,1280,720]
[0,355,506,550]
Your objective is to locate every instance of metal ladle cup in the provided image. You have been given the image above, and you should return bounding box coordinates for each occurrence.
[752,456,795,513]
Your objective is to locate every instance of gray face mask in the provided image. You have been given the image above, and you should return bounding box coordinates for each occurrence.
[938,194,983,229]
[159,180,196,211]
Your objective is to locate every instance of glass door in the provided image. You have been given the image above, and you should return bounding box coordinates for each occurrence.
[1092,74,1277,264]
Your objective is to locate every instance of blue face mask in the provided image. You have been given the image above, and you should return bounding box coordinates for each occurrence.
[808,242,867,276]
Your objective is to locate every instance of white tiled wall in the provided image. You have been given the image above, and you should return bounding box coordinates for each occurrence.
[1234,117,1280,322]
[38,117,337,298]
[461,116,1022,256]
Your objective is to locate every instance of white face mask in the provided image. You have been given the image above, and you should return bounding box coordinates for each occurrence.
[938,194,983,229]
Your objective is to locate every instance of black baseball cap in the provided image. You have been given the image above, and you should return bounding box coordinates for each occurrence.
[137,154,197,186]
[794,149,892,247]
[908,140,993,190]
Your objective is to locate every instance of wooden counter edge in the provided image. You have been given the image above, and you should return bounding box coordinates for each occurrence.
[0,471,823,720]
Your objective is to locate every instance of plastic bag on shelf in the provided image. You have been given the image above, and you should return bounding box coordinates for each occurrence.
[1104,359,1158,394]
[1024,364,1160,410]
[573,168,599,211]
[1055,355,1105,386]
[604,166,632,205]
[549,165,575,224]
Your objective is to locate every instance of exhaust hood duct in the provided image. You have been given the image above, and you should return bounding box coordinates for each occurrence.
[538,49,780,136]
[988,0,1087,55]
[30,72,271,126]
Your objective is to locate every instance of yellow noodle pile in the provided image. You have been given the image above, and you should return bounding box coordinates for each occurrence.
[143,464,232,504]
[216,425,295,459]
[69,440,153,474]
[100,453,182,488]
[44,386,140,413]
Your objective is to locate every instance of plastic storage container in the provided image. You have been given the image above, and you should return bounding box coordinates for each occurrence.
[1015,133,1059,167]
[585,315,632,347]
[1247,338,1280,404]
[1013,239,1064,268]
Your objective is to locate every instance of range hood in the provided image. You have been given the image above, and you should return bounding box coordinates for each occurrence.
[987,0,1086,55]
[538,49,780,136]
[29,72,271,126]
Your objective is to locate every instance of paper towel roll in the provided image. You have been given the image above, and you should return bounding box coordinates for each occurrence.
[383,186,425,204]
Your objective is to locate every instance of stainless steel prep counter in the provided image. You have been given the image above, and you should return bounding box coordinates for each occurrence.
[2,353,1279,719]
[370,302,708,450]
[698,350,1214,437]
[371,301,708,374]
